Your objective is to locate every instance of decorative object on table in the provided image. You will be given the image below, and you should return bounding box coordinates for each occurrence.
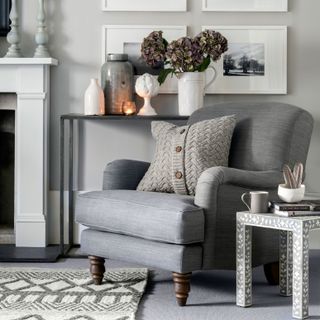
[122,101,137,116]
[101,53,134,115]
[84,78,105,116]
[269,199,320,217]
[0,267,148,320]
[102,25,187,94]
[0,0,11,37]
[5,0,22,57]
[102,0,187,12]
[34,0,50,57]
[278,163,305,203]
[135,73,159,116]
[137,115,236,195]
[241,191,269,213]
[202,0,288,12]
[141,30,227,115]
[201,26,287,94]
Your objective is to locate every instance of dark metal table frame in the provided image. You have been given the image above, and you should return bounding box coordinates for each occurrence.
[59,113,189,256]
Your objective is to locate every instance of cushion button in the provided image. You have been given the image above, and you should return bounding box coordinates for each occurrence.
[180,129,186,134]
[176,146,182,153]
[175,171,183,179]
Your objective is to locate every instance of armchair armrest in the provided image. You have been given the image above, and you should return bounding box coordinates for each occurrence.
[103,159,150,190]
[196,166,283,191]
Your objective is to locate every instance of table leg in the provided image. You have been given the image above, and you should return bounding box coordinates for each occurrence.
[236,220,252,307]
[59,118,65,255]
[68,119,74,247]
[280,230,293,296]
[292,224,309,319]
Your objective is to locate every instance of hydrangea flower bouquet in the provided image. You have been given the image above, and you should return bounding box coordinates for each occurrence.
[141,30,228,85]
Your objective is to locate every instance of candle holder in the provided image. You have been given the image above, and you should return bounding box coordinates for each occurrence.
[122,101,137,116]
[34,0,50,58]
[5,0,22,57]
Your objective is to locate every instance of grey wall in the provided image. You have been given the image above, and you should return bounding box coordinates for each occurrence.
[0,0,319,194]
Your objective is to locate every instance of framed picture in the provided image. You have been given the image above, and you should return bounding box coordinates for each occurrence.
[202,26,287,94]
[202,0,288,12]
[103,0,187,12]
[102,25,187,94]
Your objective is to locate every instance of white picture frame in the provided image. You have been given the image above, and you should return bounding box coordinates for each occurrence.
[103,0,187,12]
[102,25,187,94]
[202,0,288,12]
[202,26,287,94]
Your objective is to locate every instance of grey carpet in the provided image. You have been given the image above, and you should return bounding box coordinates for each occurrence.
[1,251,319,320]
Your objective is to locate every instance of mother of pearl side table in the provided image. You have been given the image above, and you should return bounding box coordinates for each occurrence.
[236,211,320,319]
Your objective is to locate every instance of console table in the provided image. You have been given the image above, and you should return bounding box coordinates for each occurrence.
[59,114,189,256]
[236,211,320,319]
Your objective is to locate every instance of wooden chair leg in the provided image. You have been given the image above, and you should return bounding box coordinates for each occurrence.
[89,255,105,285]
[172,272,192,306]
[264,261,279,285]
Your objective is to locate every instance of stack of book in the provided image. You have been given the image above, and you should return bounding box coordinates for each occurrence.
[269,200,320,217]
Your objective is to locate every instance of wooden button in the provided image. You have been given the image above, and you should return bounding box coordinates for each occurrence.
[176,146,182,153]
[175,171,183,179]
[180,129,186,134]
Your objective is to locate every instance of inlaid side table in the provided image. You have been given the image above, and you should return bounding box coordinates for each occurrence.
[236,211,320,319]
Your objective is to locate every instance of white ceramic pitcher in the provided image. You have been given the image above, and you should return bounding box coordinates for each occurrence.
[177,66,217,116]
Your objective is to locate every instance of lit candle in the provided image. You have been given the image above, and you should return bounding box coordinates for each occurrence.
[122,101,137,116]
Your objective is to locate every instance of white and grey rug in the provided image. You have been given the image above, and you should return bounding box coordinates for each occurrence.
[0,267,148,320]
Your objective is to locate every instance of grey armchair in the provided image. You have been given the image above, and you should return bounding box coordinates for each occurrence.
[75,102,313,306]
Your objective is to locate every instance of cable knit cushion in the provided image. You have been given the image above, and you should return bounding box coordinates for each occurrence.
[137,115,236,195]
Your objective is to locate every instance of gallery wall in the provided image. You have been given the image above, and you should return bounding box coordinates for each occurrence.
[0,0,319,245]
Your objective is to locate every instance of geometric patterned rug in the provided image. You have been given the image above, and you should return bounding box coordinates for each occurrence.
[0,267,148,320]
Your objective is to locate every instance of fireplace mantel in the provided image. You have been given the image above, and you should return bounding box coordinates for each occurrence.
[0,57,58,247]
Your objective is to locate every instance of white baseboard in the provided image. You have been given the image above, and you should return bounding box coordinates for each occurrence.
[48,191,320,249]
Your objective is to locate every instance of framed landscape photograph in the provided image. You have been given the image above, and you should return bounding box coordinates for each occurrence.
[202,26,287,94]
[202,0,288,12]
[102,25,187,94]
[103,0,187,12]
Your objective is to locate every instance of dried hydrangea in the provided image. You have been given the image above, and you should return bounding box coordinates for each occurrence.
[141,31,167,67]
[166,37,204,72]
[195,29,228,62]
[140,29,228,84]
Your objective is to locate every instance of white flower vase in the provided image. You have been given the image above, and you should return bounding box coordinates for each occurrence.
[135,73,160,116]
[84,78,105,115]
[177,66,217,116]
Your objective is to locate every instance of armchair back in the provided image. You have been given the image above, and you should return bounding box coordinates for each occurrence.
[189,102,313,171]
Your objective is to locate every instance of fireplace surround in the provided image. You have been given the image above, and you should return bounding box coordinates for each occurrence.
[0,58,57,259]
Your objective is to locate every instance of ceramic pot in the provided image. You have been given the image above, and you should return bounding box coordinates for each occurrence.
[278,184,306,203]
[84,78,105,115]
[177,66,217,116]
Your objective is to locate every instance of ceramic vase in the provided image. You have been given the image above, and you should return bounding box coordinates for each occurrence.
[177,66,217,116]
[84,79,105,115]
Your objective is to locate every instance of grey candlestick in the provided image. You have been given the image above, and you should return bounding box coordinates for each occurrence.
[34,0,50,58]
[5,0,22,58]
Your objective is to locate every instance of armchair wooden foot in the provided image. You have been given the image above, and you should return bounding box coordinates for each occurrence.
[264,261,279,285]
[172,272,192,306]
[89,255,105,285]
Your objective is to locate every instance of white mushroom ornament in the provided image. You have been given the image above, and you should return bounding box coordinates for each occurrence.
[135,73,160,116]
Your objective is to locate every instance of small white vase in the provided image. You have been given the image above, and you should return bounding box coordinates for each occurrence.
[177,66,217,116]
[84,78,105,115]
[278,184,306,203]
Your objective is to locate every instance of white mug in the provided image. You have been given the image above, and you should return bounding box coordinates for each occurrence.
[241,191,269,213]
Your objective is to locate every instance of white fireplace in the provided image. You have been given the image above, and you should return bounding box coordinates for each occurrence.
[0,58,57,247]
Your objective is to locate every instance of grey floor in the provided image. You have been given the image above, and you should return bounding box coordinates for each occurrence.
[1,251,320,320]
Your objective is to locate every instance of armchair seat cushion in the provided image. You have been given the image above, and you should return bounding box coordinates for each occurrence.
[75,190,205,245]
